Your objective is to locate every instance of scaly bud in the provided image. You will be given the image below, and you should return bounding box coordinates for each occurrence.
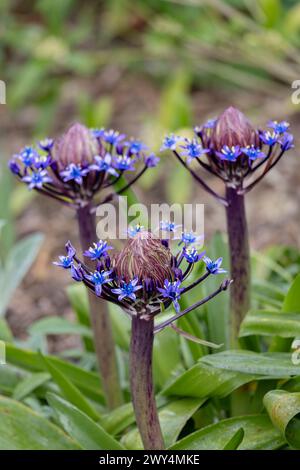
[114,231,174,288]
[52,122,99,169]
[211,106,258,151]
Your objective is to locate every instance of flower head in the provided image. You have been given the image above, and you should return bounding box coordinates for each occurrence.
[84,240,113,260]
[217,145,241,162]
[114,155,135,171]
[52,123,99,169]
[60,163,89,185]
[183,247,205,264]
[112,278,142,302]
[259,130,279,146]
[89,154,118,177]
[179,231,203,246]
[160,221,181,233]
[181,139,209,164]
[157,280,183,313]
[86,269,113,296]
[128,223,145,238]
[145,153,160,168]
[56,232,230,322]
[241,146,265,161]
[126,140,148,155]
[19,147,38,167]
[160,134,181,151]
[203,256,227,275]
[104,130,125,146]
[268,120,289,134]
[22,169,52,190]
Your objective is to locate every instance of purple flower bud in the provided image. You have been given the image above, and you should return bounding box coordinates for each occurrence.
[114,231,174,289]
[211,107,258,151]
[52,123,99,169]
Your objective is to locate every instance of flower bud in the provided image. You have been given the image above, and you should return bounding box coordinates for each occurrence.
[211,107,258,151]
[52,123,99,169]
[114,231,174,288]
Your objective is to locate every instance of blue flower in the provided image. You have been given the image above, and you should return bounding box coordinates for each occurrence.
[34,155,52,170]
[160,221,181,233]
[260,131,279,146]
[217,145,241,162]
[279,133,294,151]
[268,120,290,134]
[183,247,205,264]
[89,154,118,177]
[145,153,160,168]
[203,118,217,129]
[85,270,113,296]
[53,255,74,268]
[84,240,113,260]
[8,159,20,175]
[91,128,105,139]
[39,138,54,152]
[114,156,135,171]
[160,134,181,151]
[60,163,89,185]
[126,140,148,154]
[22,170,52,190]
[203,256,227,275]
[112,278,142,302]
[179,231,203,246]
[104,130,126,146]
[157,280,183,313]
[128,223,145,238]
[241,146,265,161]
[181,139,209,164]
[18,146,38,167]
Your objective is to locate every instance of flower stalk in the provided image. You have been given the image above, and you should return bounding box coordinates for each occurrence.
[225,187,250,336]
[77,203,123,409]
[55,227,229,449]
[130,316,164,450]
[163,108,294,337]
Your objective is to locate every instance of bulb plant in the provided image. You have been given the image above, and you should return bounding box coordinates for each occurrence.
[162,107,294,337]
[55,224,230,449]
[8,123,159,409]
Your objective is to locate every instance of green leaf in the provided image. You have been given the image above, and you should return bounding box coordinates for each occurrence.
[270,274,300,352]
[122,398,204,449]
[47,393,124,450]
[0,395,79,449]
[204,232,230,349]
[223,427,244,450]
[6,343,104,403]
[153,326,181,389]
[101,402,135,436]
[240,310,300,338]
[264,390,300,449]
[67,283,93,352]
[201,350,300,377]
[40,353,100,421]
[108,303,130,351]
[0,317,13,341]
[163,362,258,399]
[29,316,93,338]
[0,233,44,316]
[171,415,284,450]
[0,365,26,395]
[12,372,50,401]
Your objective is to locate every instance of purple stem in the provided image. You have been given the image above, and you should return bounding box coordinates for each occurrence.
[77,203,123,409]
[225,187,251,337]
[130,316,165,450]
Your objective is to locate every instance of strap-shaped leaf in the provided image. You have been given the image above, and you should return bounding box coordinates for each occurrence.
[264,390,300,449]
[47,393,124,450]
[0,395,79,450]
[240,310,300,338]
[170,415,284,450]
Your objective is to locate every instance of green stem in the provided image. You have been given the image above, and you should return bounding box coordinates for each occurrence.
[130,316,165,450]
[77,203,123,409]
[225,187,251,341]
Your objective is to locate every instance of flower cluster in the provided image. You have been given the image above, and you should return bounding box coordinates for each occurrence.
[55,225,230,328]
[9,123,159,208]
[161,107,294,197]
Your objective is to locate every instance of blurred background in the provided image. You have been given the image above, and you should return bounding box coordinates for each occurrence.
[0,0,300,347]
